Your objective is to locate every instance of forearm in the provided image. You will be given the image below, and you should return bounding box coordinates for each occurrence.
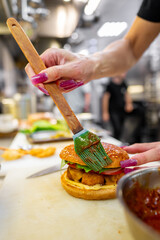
[26,17,160,91]
[125,91,134,112]
[90,38,137,80]
[89,17,160,81]
[102,93,110,114]
[125,92,133,105]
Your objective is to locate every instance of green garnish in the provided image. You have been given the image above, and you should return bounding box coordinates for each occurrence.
[61,160,116,174]
[61,159,67,168]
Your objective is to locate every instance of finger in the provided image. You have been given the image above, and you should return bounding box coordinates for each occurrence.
[57,79,84,92]
[30,62,84,86]
[130,147,160,165]
[25,63,36,79]
[40,48,77,67]
[25,48,79,81]
[122,142,160,154]
[41,63,81,83]
[40,49,61,67]
[25,62,59,84]
[37,86,49,95]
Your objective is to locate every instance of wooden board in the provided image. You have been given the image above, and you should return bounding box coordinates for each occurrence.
[0,170,134,240]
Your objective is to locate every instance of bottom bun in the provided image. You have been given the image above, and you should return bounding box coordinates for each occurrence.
[61,171,117,200]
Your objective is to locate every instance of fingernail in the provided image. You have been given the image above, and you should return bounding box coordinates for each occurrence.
[31,73,48,85]
[120,159,137,168]
[37,86,49,95]
[76,81,84,87]
[59,80,84,90]
[124,168,135,174]
[59,79,76,88]
[120,146,127,149]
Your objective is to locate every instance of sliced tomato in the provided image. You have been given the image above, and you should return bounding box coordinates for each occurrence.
[68,163,123,175]
[68,163,76,168]
[100,168,124,175]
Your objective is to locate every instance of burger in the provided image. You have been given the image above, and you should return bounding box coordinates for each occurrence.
[27,112,54,125]
[60,142,129,200]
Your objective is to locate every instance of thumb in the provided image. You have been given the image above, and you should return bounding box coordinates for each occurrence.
[40,62,79,84]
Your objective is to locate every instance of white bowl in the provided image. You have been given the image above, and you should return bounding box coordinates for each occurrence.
[0,114,18,133]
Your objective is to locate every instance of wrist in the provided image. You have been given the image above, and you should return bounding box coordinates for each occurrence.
[91,51,115,79]
[90,52,104,80]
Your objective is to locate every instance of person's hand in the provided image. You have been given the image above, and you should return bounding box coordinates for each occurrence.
[102,112,110,122]
[120,142,160,168]
[25,48,95,94]
[125,102,134,112]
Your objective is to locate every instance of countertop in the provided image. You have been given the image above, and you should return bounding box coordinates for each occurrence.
[0,132,134,240]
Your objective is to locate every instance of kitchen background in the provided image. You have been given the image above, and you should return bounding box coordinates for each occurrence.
[0,0,160,146]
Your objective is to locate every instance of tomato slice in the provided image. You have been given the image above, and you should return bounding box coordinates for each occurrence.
[68,163,76,168]
[68,163,123,175]
[100,168,124,175]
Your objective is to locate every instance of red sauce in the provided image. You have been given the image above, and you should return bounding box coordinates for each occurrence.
[125,182,160,234]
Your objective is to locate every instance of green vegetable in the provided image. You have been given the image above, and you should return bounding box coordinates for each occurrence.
[61,159,67,168]
[76,164,92,173]
[20,119,70,134]
[61,160,114,173]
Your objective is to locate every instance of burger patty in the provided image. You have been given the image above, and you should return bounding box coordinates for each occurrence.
[67,166,124,186]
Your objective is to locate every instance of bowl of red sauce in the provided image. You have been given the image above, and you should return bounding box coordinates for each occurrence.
[117,166,160,240]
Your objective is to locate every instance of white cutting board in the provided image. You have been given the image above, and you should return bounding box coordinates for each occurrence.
[0,169,134,240]
[0,133,73,173]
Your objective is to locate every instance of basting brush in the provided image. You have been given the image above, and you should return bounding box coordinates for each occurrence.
[6,18,112,171]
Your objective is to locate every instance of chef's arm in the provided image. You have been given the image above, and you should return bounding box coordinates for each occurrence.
[102,92,110,121]
[91,16,160,79]
[25,16,160,93]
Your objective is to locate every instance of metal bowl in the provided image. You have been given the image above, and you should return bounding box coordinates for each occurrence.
[117,167,160,240]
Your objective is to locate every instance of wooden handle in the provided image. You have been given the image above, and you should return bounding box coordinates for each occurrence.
[7,18,83,134]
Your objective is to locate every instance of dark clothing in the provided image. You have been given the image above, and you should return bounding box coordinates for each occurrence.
[105,80,127,113]
[138,0,160,22]
[109,111,125,140]
[104,80,145,143]
[105,80,127,139]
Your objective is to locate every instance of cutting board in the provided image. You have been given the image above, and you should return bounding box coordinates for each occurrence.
[0,169,134,240]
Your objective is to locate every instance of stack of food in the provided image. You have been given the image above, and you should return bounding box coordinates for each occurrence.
[19,112,72,143]
[60,142,129,200]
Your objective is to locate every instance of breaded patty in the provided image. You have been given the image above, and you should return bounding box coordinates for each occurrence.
[67,166,124,186]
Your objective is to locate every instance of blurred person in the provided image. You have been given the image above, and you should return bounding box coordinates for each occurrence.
[102,74,133,140]
[90,77,109,125]
[64,83,91,114]
[25,0,160,166]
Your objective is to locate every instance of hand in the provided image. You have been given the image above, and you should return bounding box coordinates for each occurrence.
[102,112,110,122]
[121,142,160,166]
[125,103,134,112]
[25,48,95,94]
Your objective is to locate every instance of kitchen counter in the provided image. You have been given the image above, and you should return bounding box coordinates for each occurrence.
[0,137,14,162]
[0,137,14,148]
[0,131,122,175]
[0,132,134,240]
